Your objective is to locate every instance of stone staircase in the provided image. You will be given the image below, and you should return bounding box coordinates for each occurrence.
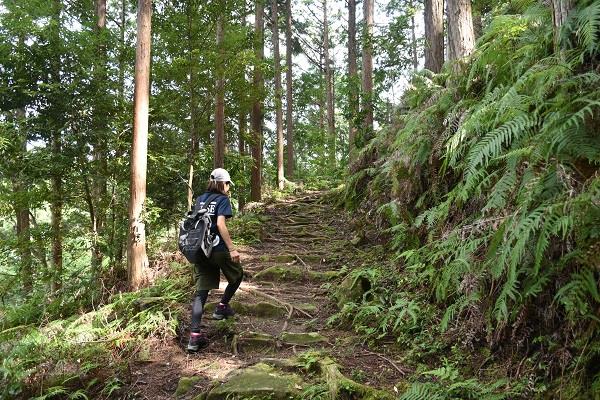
[130,192,403,400]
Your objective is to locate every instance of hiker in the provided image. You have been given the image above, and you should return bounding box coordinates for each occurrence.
[187,168,243,352]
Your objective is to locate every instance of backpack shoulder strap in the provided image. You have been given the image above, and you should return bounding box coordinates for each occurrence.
[197,193,221,213]
[190,193,220,218]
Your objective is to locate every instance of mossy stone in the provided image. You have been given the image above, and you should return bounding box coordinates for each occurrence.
[204,301,286,318]
[254,266,303,282]
[175,376,201,398]
[335,274,369,308]
[244,302,287,317]
[233,331,276,353]
[207,363,302,400]
[253,266,340,283]
[259,254,296,263]
[280,332,327,345]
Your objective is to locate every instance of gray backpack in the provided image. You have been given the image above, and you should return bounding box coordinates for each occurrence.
[178,194,220,263]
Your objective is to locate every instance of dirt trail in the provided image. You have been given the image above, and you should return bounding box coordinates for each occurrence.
[128,192,405,399]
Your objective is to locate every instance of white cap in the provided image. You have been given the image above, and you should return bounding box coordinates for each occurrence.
[210,168,233,185]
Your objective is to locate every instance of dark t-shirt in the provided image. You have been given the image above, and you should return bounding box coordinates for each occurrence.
[194,192,233,252]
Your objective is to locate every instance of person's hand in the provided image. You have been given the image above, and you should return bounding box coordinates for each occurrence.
[230,250,241,263]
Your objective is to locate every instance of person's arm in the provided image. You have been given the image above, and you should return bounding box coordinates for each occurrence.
[217,215,240,263]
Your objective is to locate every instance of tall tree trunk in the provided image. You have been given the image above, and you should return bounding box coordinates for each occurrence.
[551,0,573,51]
[323,0,336,167]
[410,1,418,70]
[92,0,108,272]
[447,0,474,61]
[214,13,225,169]
[285,0,294,179]
[361,0,374,140]
[50,0,63,294]
[347,0,358,162]
[119,0,126,99]
[13,109,33,293]
[238,3,248,211]
[187,4,199,210]
[127,0,152,291]
[238,111,247,211]
[251,0,264,201]
[424,0,444,72]
[318,52,325,157]
[272,0,285,190]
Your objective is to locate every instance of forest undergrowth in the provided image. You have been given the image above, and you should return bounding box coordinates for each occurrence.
[0,210,268,399]
[334,0,600,398]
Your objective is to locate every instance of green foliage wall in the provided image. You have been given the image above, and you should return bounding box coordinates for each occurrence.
[341,0,600,397]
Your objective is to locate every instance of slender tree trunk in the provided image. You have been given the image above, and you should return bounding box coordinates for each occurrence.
[238,3,248,210]
[410,1,418,70]
[424,0,444,72]
[323,0,336,167]
[119,0,126,99]
[13,109,32,293]
[214,13,225,169]
[92,0,108,272]
[251,0,264,201]
[51,148,63,293]
[361,0,374,140]
[318,53,325,153]
[15,196,32,292]
[187,5,199,211]
[551,0,573,51]
[347,0,358,162]
[238,111,247,211]
[446,0,474,61]
[127,0,152,291]
[285,0,294,179]
[50,0,63,294]
[272,0,285,189]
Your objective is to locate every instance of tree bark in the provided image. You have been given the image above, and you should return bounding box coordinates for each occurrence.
[238,3,248,211]
[318,52,325,158]
[551,0,573,51]
[447,0,474,61]
[323,0,336,167]
[13,109,33,293]
[285,0,294,179]
[361,0,374,140]
[410,0,418,70]
[238,111,247,211]
[187,4,199,211]
[127,0,152,291]
[214,13,225,169]
[272,0,285,190]
[92,0,108,272]
[424,0,444,72]
[50,0,63,294]
[347,0,358,162]
[119,0,126,99]
[251,0,264,201]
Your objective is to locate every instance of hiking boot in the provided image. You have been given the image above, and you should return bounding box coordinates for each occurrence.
[212,303,235,320]
[187,331,208,352]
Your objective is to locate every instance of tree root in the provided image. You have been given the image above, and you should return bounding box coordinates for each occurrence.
[239,287,313,318]
[318,357,395,400]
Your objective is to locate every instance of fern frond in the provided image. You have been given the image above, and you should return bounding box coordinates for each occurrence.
[466,113,538,176]
[575,0,600,55]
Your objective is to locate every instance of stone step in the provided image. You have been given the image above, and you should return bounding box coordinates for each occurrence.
[203,301,287,318]
[205,363,303,400]
[232,331,328,355]
[252,265,341,283]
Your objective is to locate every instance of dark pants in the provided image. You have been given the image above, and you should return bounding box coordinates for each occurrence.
[190,251,243,332]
